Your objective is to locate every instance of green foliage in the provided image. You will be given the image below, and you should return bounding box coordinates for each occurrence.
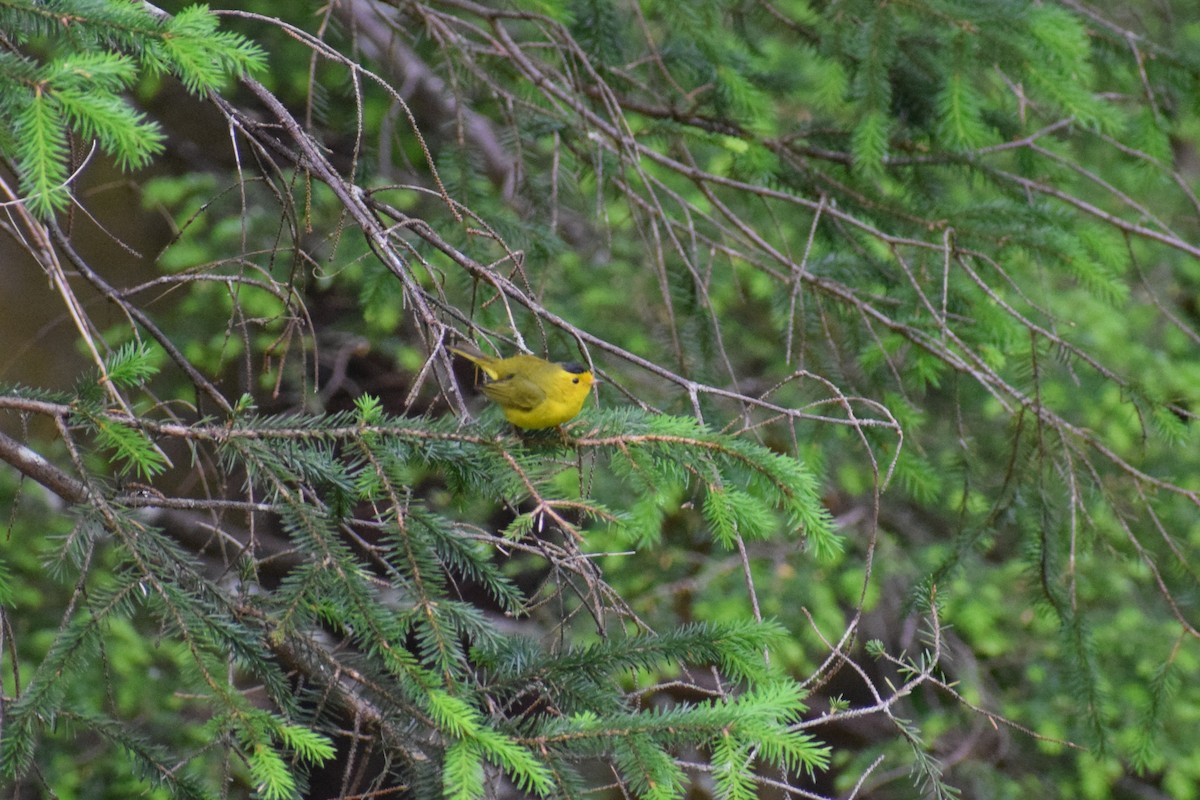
[234,710,334,800]
[568,0,627,65]
[0,1,262,214]
[582,410,838,557]
[70,342,168,479]
[102,341,162,389]
[0,394,825,797]
[533,680,827,799]
[936,71,990,151]
[4,0,1200,798]
[149,5,267,94]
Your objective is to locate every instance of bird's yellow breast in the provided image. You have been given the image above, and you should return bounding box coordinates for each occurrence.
[495,380,591,429]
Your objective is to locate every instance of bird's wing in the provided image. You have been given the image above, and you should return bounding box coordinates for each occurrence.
[479,372,546,412]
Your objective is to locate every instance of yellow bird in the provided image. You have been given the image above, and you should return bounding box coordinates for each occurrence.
[450,347,596,429]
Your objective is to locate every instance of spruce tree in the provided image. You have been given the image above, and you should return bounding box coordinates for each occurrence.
[1,1,1198,798]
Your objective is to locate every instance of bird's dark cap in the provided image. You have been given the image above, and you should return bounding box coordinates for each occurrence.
[560,361,590,375]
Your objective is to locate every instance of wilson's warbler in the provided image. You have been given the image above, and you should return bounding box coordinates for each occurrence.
[450,347,595,429]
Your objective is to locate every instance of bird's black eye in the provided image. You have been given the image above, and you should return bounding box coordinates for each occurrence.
[572,377,580,384]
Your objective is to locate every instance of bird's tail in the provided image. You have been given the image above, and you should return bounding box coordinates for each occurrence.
[448,346,496,378]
